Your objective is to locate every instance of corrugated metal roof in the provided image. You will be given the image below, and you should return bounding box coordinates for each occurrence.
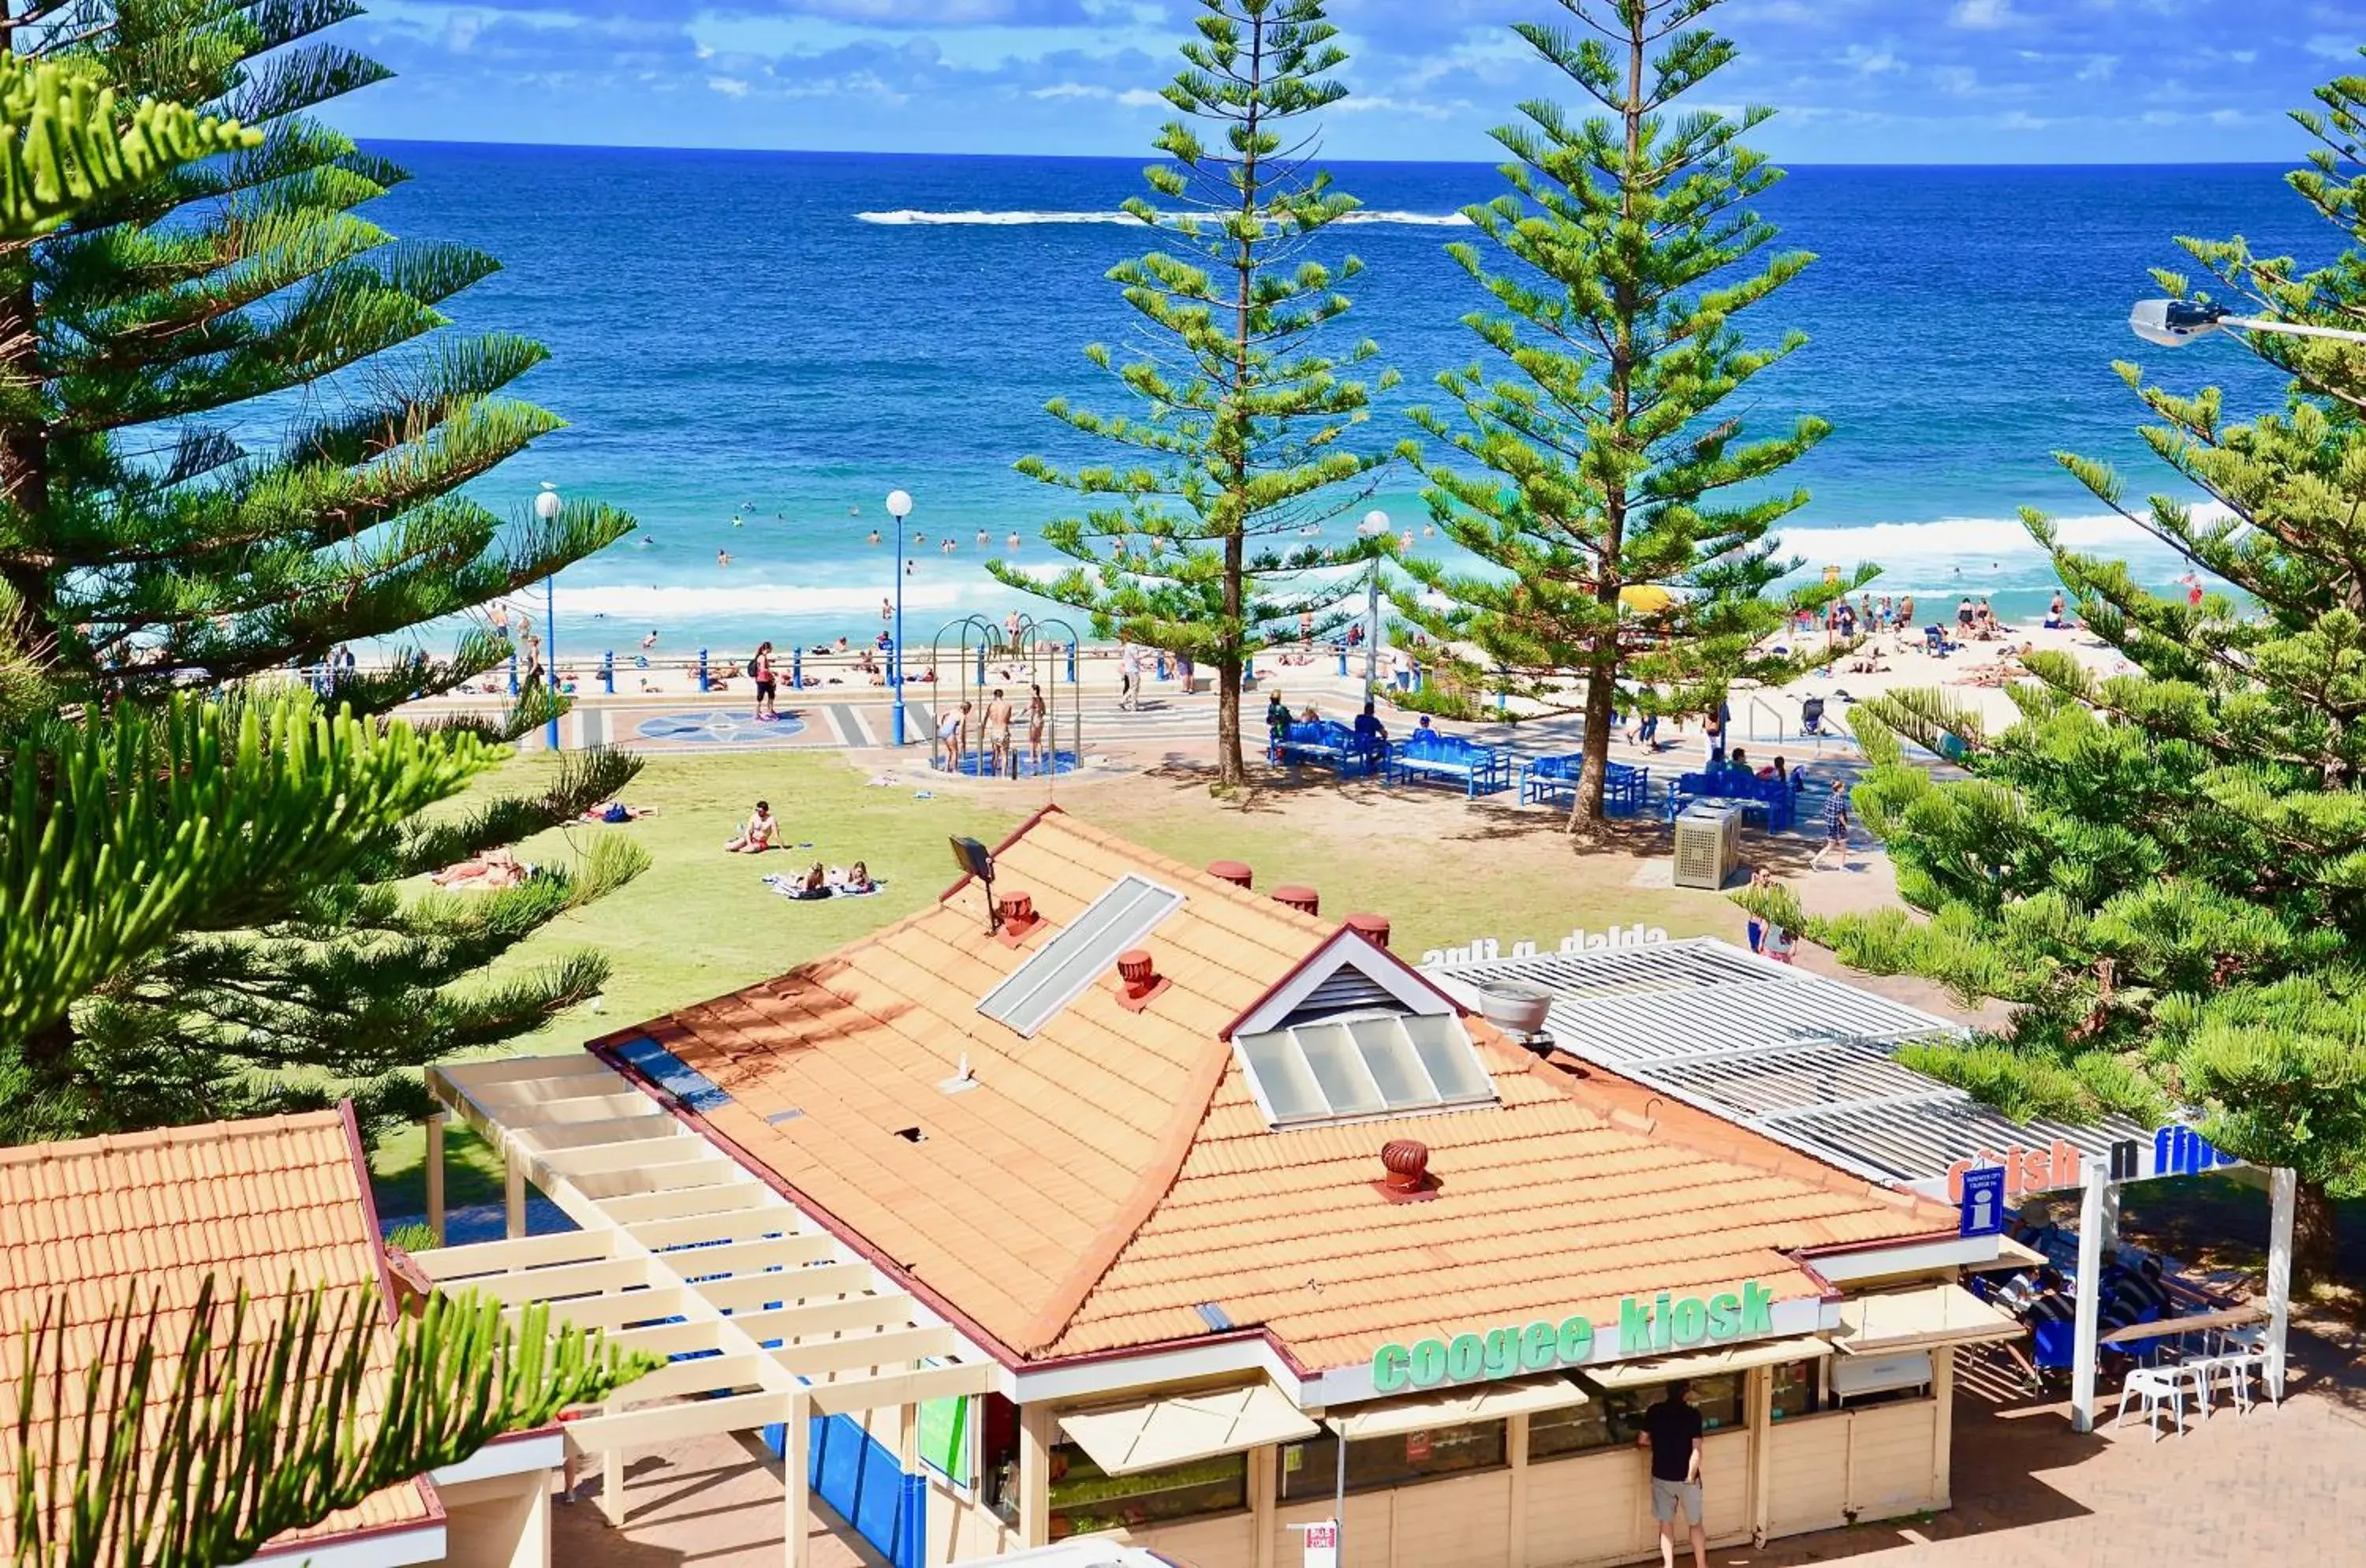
[1429,939,2148,1190]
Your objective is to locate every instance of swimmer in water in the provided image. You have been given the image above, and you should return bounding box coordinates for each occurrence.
[717,549,730,568]
[868,530,881,545]
[1007,532,1021,551]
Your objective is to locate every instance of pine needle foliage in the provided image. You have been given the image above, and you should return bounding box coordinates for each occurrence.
[1747,64,2366,1273]
[0,2,646,1142]
[9,1275,659,1568]
[1395,0,1860,830]
[1,54,259,238]
[986,0,1405,788]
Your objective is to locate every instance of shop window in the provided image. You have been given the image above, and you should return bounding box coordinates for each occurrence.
[1771,1360,1820,1421]
[1279,1420,1507,1499]
[1531,1377,1745,1465]
[1047,1442,1248,1540]
[982,1393,1021,1528]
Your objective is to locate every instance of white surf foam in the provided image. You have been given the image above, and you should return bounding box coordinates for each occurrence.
[856,208,1471,228]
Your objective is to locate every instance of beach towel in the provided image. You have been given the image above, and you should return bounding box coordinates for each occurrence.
[763,874,887,902]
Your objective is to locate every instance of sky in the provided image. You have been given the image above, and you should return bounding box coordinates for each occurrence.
[332,0,2366,163]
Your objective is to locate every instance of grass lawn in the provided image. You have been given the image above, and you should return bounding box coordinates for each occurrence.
[373,748,1748,1219]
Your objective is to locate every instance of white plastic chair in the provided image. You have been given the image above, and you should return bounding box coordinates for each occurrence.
[2114,1366,2193,1439]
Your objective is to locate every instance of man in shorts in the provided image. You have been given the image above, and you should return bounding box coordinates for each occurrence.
[1637,1378,1706,1568]
[1809,778,1850,871]
[983,687,1015,777]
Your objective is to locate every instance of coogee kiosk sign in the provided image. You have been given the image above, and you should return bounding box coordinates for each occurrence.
[1372,1282,1778,1394]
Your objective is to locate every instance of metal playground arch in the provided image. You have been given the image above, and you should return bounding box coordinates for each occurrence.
[927,613,1084,778]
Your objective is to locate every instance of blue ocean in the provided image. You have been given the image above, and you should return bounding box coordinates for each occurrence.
[360,144,2316,660]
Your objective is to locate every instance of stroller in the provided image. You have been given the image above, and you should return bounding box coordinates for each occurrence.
[1800,696,1826,737]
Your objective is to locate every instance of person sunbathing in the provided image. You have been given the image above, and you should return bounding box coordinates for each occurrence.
[581,801,655,823]
[432,848,528,890]
[724,801,778,853]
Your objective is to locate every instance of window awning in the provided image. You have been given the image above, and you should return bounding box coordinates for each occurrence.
[1058,1381,1319,1476]
[1583,1335,1830,1390]
[1834,1283,2021,1354]
[1326,1375,1589,1440]
[1963,1234,2048,1274]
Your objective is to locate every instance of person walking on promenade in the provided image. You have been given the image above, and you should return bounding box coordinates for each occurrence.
[1639,1379,1707,1568]
[1810,780,1850,871]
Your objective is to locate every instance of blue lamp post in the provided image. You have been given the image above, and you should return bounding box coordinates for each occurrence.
[886,487,912,745]
[535,483,562,751]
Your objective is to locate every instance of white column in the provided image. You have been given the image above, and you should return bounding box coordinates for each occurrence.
[2071,1159,2108,1432]
[786,1388,812,1568]
[425,1112,447,1248]
[506,1145,528,1241]
[2267,1167,2297,1391]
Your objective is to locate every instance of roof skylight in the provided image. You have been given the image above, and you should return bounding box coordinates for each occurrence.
[1235,1012,1498,1129]
[977,873,1184,1037]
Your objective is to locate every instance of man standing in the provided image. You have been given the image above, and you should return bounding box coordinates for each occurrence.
[1637,1379,1706,1568]
[1809,779,1850,872]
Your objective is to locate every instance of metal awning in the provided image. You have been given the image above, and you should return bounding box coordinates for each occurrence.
[1834,1283,2021,1354]
[1327,1375,1588,1439]
[1058,1382,1318,1476]
[1427,938,2154,1194]
[1581,1335,1830,1389]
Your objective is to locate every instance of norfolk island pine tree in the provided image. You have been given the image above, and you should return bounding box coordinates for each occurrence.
[1394,0,1866,832]
[0,1,646,1144]
[1741,63,2366,1278]
[986,0,1407,790]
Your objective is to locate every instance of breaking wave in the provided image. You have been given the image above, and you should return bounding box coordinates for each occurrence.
[856,207,1472,227]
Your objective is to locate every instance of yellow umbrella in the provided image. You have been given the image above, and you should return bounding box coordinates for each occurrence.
[1619,584,1675,616]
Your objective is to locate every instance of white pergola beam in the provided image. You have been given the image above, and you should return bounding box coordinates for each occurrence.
[415,1229,617,1282]
[606,1320,735,1359]
[438,1056,618,1089]
[512,1114,678,1154]
[628,1208,801,1253]
[612,1351,769,1406]
[506,1286,689,1332]
[533,1136,711,1180]
[561,1388,795,1451]
[773,1324,955,1377]
[805,1361,992,1417]
[656,1233,841,1277]
[572,1157,741,1200]
[461,1256,655,1307]
[701,1262,877,1309]
[595,1182,771,1226]
[729,1296,923,1343]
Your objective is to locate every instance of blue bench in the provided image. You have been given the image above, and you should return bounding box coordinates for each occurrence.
[1521,756,1649,815]
[1668,767,1795,831]
[1268,719,1382,777]
[1387,732,1513,797]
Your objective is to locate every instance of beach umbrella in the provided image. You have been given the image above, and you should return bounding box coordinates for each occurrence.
[1619,584,1675,616]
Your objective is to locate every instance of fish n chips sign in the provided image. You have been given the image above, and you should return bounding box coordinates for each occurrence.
[1371,1282,1779,1394]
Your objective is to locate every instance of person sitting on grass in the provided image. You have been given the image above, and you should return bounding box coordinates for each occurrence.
[838,861,875,894]
[724,801,778,854]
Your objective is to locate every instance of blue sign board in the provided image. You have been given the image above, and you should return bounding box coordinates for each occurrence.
[1958,1164,2006,1238]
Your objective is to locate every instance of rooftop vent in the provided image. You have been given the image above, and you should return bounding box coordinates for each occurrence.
[1345,913,1390,950]
[1375,1138,1440,1202]
[1115,948,1170,1012]
[938,1052,979,1096]
[1207,860,1253,889]
[995,890,1042,946]
[1272,884,1320,917]
[1476,983,1553,1039]
[894,1126,927,1144]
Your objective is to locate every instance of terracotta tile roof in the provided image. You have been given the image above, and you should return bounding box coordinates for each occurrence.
[0,1110,432,1546]
[606,808,1960,1372]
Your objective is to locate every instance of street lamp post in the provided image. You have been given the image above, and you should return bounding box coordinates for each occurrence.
[886,488,913,745]
[2130,298,2366,349]
[1361,510,1387,690]
[535,483,562,751]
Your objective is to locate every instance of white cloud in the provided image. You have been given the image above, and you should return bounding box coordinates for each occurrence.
[1951,0,2014,28]
[1330,94,1455,121]
[2307,35,2360,62]
[1030,82,1164,106]
[2230,50,2258,65]
[1933,65,1980,96]
[443,13,483,52]
[1998,110,2051,131]
[707,76,750,96]
[2208,108,2246,125]
[1842,43,1903,75]
[2076,54,2117,81]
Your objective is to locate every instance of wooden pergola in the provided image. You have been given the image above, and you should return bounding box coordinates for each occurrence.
[422,1055,998,1567]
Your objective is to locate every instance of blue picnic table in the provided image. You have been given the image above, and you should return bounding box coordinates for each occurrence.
[1387,731,1513,797]
[1520,756,1650,815]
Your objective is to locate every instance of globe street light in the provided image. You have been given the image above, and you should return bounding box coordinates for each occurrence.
[1361,510,1388,689]
[885,488,913,745]
[534,483,562,751]
[2130,298,2366,349]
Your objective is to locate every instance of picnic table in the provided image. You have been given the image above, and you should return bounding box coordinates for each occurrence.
[1388,732,1513,797]
[1520,756,1649,815]
[1268,719,1382,777]
[2100,1303,2263,1346]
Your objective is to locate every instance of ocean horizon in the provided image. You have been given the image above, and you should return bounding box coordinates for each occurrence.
[342,141,2314,659]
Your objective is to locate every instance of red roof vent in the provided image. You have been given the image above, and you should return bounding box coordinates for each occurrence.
[1345,913,1390,950]
[1114,947,1170,1012]
[1207,859,1254,889]
[1271,884,1320,917]
[995,890,1042,947]
[1375,1139,1440,1203]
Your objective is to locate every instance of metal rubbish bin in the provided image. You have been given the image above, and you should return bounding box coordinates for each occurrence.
[1672,801,1742,890]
